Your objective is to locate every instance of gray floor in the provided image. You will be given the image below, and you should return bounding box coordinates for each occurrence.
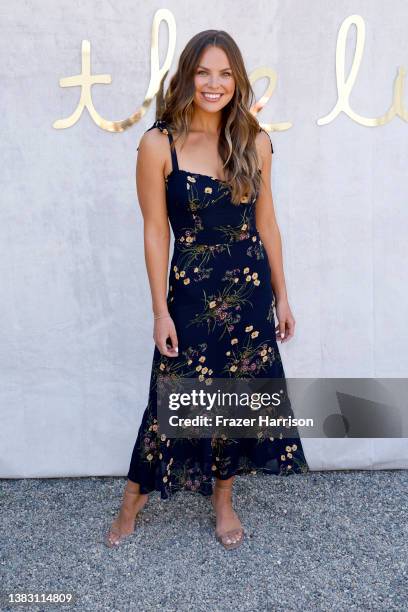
[1,470,407,611]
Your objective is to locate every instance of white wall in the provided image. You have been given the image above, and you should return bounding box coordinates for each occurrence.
[1,1,407,478]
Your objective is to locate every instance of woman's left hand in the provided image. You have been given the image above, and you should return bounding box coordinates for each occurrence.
[275,297,296,343]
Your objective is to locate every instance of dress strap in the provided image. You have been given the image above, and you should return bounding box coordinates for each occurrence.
[259,126,274,154]
[145,119,179,173]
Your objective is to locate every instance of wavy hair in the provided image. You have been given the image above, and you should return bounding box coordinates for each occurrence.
[157,30,264,205]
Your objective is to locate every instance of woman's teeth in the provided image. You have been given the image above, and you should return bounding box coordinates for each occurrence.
[202,93,223,101]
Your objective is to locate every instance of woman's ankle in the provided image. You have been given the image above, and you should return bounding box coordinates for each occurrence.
[121,482,149,511]
[125,479,142,494]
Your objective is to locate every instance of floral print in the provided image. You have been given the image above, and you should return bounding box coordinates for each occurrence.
[185,264,266,339]
[127,119,308,499]
[222,332,279,378]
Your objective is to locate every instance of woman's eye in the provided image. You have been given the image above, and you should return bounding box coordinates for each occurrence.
[197,71,232,77]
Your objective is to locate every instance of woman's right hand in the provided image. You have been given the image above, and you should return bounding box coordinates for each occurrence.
[153,315,179,357]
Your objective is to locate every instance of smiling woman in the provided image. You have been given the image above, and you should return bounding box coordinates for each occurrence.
[105,29,308,551]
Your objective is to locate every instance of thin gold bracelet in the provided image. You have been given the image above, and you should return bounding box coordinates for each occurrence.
[153,313,171,320]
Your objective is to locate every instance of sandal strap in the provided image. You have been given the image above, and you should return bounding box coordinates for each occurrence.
[216,527,243,538]
[216,528,244,549]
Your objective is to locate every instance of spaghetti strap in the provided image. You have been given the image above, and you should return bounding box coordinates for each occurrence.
[138,119,179,173]
[259,126,274,154]
[162,121,180,173]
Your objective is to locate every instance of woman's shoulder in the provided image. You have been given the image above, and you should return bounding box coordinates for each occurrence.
[256,126,274,155]
[137,119,170,151]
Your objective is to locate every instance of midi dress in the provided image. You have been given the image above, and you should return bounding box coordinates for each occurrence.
[127,119,308,499]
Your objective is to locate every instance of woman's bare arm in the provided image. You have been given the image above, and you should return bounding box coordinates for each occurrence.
[136,128,178,356]
[254,131,295,342]
[255,131,287,301]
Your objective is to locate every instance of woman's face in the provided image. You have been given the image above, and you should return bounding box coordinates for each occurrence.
[193,45,236,113]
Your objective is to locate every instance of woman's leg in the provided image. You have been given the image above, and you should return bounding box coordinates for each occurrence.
[105,479,149,547]
[211,475,244,546]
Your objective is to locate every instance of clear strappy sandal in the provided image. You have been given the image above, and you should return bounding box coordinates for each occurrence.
[215,525,245,550]
[211,482,245,550]
[104,489,147,548]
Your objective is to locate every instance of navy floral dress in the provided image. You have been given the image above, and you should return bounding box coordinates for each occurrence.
[127,119,308,499]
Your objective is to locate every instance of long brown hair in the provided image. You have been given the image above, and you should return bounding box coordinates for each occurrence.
[158,30,263,205]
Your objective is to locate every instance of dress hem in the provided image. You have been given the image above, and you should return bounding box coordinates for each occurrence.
[126,463,307,501]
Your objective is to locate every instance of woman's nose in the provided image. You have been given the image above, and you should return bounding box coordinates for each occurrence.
[207,76,219,88]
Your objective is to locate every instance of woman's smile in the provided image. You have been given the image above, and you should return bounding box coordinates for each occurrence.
[201,92,224,102]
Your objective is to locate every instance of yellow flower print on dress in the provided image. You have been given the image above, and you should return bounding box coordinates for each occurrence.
[216,208,253,243]
[222,334,280,378]
[187,266,263,338]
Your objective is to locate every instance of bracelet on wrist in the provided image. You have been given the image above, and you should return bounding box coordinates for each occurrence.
[153,313,171,320]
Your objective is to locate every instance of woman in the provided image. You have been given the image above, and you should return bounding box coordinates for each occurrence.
[105,30,308,550]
